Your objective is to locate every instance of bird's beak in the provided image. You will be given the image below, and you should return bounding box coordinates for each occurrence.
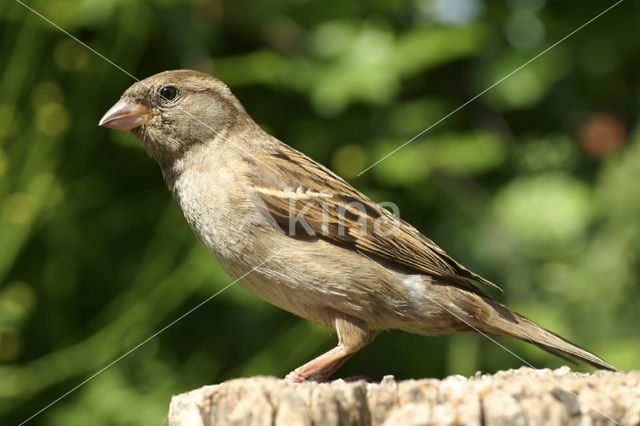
[99,99,157,130]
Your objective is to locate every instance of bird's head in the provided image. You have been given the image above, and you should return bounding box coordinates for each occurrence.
[99,69,247,167]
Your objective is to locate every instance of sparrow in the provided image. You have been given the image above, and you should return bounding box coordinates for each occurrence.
[99,70,615,382]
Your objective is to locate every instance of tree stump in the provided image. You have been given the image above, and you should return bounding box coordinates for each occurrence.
[168,367,639,425]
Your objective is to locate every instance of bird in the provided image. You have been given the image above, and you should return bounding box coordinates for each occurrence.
[99,69,615,382]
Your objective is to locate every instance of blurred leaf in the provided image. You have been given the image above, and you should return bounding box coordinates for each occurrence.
[372,131,505,184]
[481,48,571,110]
[492,173,592,247]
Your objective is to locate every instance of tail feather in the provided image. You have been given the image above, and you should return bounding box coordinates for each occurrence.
[423,282,616,371]
[481,304,617,371]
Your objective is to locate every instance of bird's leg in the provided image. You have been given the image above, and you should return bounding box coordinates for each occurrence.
[284,346,352,383]
[285,312,377,383]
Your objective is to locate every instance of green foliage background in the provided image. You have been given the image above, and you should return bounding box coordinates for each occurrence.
[1,0,639,424]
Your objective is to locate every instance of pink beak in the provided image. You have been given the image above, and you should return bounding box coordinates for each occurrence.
[99,99,157,130]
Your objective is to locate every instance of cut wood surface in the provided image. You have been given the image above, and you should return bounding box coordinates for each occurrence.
[168,367,640,425]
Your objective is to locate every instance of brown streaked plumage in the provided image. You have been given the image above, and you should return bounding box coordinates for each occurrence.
[100,69,616,382]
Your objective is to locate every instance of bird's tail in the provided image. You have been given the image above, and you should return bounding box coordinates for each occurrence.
[476,299,616,371]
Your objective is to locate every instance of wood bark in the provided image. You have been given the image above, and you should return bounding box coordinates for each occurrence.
[168,367,639,425]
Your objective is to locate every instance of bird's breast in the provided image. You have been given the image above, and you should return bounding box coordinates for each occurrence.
[168,149,256,263]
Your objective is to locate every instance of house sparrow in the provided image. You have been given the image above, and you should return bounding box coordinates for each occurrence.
[99,70,615,382]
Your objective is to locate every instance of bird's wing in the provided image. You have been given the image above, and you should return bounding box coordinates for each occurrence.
[243,143,501,292]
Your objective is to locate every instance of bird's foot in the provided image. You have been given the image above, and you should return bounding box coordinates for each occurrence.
[284,370,308,384]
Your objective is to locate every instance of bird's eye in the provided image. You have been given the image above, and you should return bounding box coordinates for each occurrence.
[159,85,179,101]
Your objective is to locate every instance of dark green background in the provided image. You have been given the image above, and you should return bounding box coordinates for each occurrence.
[1,0,639,424]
